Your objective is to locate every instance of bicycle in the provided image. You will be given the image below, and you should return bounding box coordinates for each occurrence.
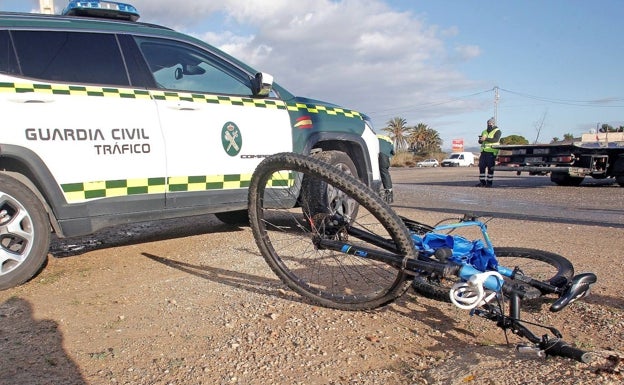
[247,152,597,363]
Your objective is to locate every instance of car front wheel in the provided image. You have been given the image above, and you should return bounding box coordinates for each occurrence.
[302,150,360,221]
[0,174,50,290]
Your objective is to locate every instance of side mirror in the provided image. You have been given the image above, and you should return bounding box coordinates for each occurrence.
[252,72,274,97]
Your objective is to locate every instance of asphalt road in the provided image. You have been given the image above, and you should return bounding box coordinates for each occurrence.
[390,166,624,229]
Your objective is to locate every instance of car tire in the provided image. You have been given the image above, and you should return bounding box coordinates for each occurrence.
[302,150,360,220]
[310,150,358,180]
[0,174,50,290]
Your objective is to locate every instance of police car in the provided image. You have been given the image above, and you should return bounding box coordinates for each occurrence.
[0,1,382,290]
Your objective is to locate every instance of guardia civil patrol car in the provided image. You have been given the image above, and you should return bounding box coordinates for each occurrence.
[0,1,382,290]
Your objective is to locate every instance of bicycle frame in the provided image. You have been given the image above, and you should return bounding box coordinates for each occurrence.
[315,219,595,362]
[335,221,563,298]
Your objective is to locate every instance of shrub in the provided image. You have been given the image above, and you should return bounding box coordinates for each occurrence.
[391,151,446,167]
[391,152,416,167]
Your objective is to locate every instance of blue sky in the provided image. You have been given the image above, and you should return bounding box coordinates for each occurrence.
[2,0,623,149]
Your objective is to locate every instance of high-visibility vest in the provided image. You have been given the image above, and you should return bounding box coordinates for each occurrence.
[377,135,395,157]
[480,128,500,154]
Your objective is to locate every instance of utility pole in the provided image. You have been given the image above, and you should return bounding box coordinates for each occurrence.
[493,86,499,124]
[533,109,548,144]
[40,0,54,14]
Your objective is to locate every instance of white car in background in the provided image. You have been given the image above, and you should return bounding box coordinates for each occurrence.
[416,159,440,167]
[440,152,476,167]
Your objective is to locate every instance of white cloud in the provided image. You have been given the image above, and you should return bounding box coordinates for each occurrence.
[131,0,484,136]
[130,0,224,25]
[455,44,482,60]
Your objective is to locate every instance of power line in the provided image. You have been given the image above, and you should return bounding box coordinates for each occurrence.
[499,88,624,107]
[370,88,494,116]
[373,87,624,116]
[369,86,624,127]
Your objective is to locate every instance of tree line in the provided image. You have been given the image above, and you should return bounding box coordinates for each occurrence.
[381,117,443,155]
[381,117,624,152]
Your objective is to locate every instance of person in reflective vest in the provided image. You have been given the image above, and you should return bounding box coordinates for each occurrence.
[377,135,395,203]
[476,117,501,187]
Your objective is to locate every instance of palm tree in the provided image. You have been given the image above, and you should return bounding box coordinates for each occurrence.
[422,128,443,152]
[562,133,575,142]
[408,123,443,154]
[407,123,429,153]
[382,117,409,152]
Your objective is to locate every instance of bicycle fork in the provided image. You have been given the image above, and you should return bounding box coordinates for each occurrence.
[473,290,593,363]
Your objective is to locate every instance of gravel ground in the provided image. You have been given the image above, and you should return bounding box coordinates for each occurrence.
[1,167,622,385]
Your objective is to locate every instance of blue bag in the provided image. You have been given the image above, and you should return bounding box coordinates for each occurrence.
[412,233,498,271]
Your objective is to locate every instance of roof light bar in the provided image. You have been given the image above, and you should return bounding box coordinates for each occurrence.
[62,1,140,21]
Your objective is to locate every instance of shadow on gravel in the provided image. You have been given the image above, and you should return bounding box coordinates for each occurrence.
[391,293,480,345]
[50,215,245,258]
[0,298,87,385]
[141,252,304,305]
[583,293,624,310]
[382,292,563,367]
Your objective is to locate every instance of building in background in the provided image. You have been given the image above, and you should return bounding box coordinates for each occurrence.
[40,0,54,14]
[452,138,464,152]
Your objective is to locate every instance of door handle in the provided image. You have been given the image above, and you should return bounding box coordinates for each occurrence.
[168,101,198,111]
[8,92,55,103]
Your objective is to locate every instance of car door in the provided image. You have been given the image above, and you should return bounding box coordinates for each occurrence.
[3,30,165,216]
[134,36,293,210]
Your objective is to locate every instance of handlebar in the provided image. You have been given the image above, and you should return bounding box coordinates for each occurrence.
[542,338,592,363]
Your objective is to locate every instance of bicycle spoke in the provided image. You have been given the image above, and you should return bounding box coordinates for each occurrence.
[249,153,414,310]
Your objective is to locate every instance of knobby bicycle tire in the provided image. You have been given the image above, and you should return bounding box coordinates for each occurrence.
[411,247,574,303]
[248,152,415,310]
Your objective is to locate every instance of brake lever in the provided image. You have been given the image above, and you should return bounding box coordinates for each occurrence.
[461,213,479,222]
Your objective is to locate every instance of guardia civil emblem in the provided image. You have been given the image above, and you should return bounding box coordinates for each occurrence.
[221,122,242,156]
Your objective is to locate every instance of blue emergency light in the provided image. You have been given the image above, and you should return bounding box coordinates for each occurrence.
[62,1,140,21]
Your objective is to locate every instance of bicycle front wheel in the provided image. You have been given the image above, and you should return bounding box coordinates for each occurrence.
[248,152,415,311]
[411,247,575,303]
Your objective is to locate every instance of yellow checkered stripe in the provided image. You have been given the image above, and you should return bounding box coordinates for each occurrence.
[286,102,363,119]
[0,82,151,99]
[149,91,288,110]
[0,82,362,118]
[62,178,167,201]
[61,173,294,202]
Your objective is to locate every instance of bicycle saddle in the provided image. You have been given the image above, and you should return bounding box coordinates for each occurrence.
[550,273,597,312]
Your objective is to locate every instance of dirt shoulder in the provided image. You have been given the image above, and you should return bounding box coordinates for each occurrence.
[1,169,623,385]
